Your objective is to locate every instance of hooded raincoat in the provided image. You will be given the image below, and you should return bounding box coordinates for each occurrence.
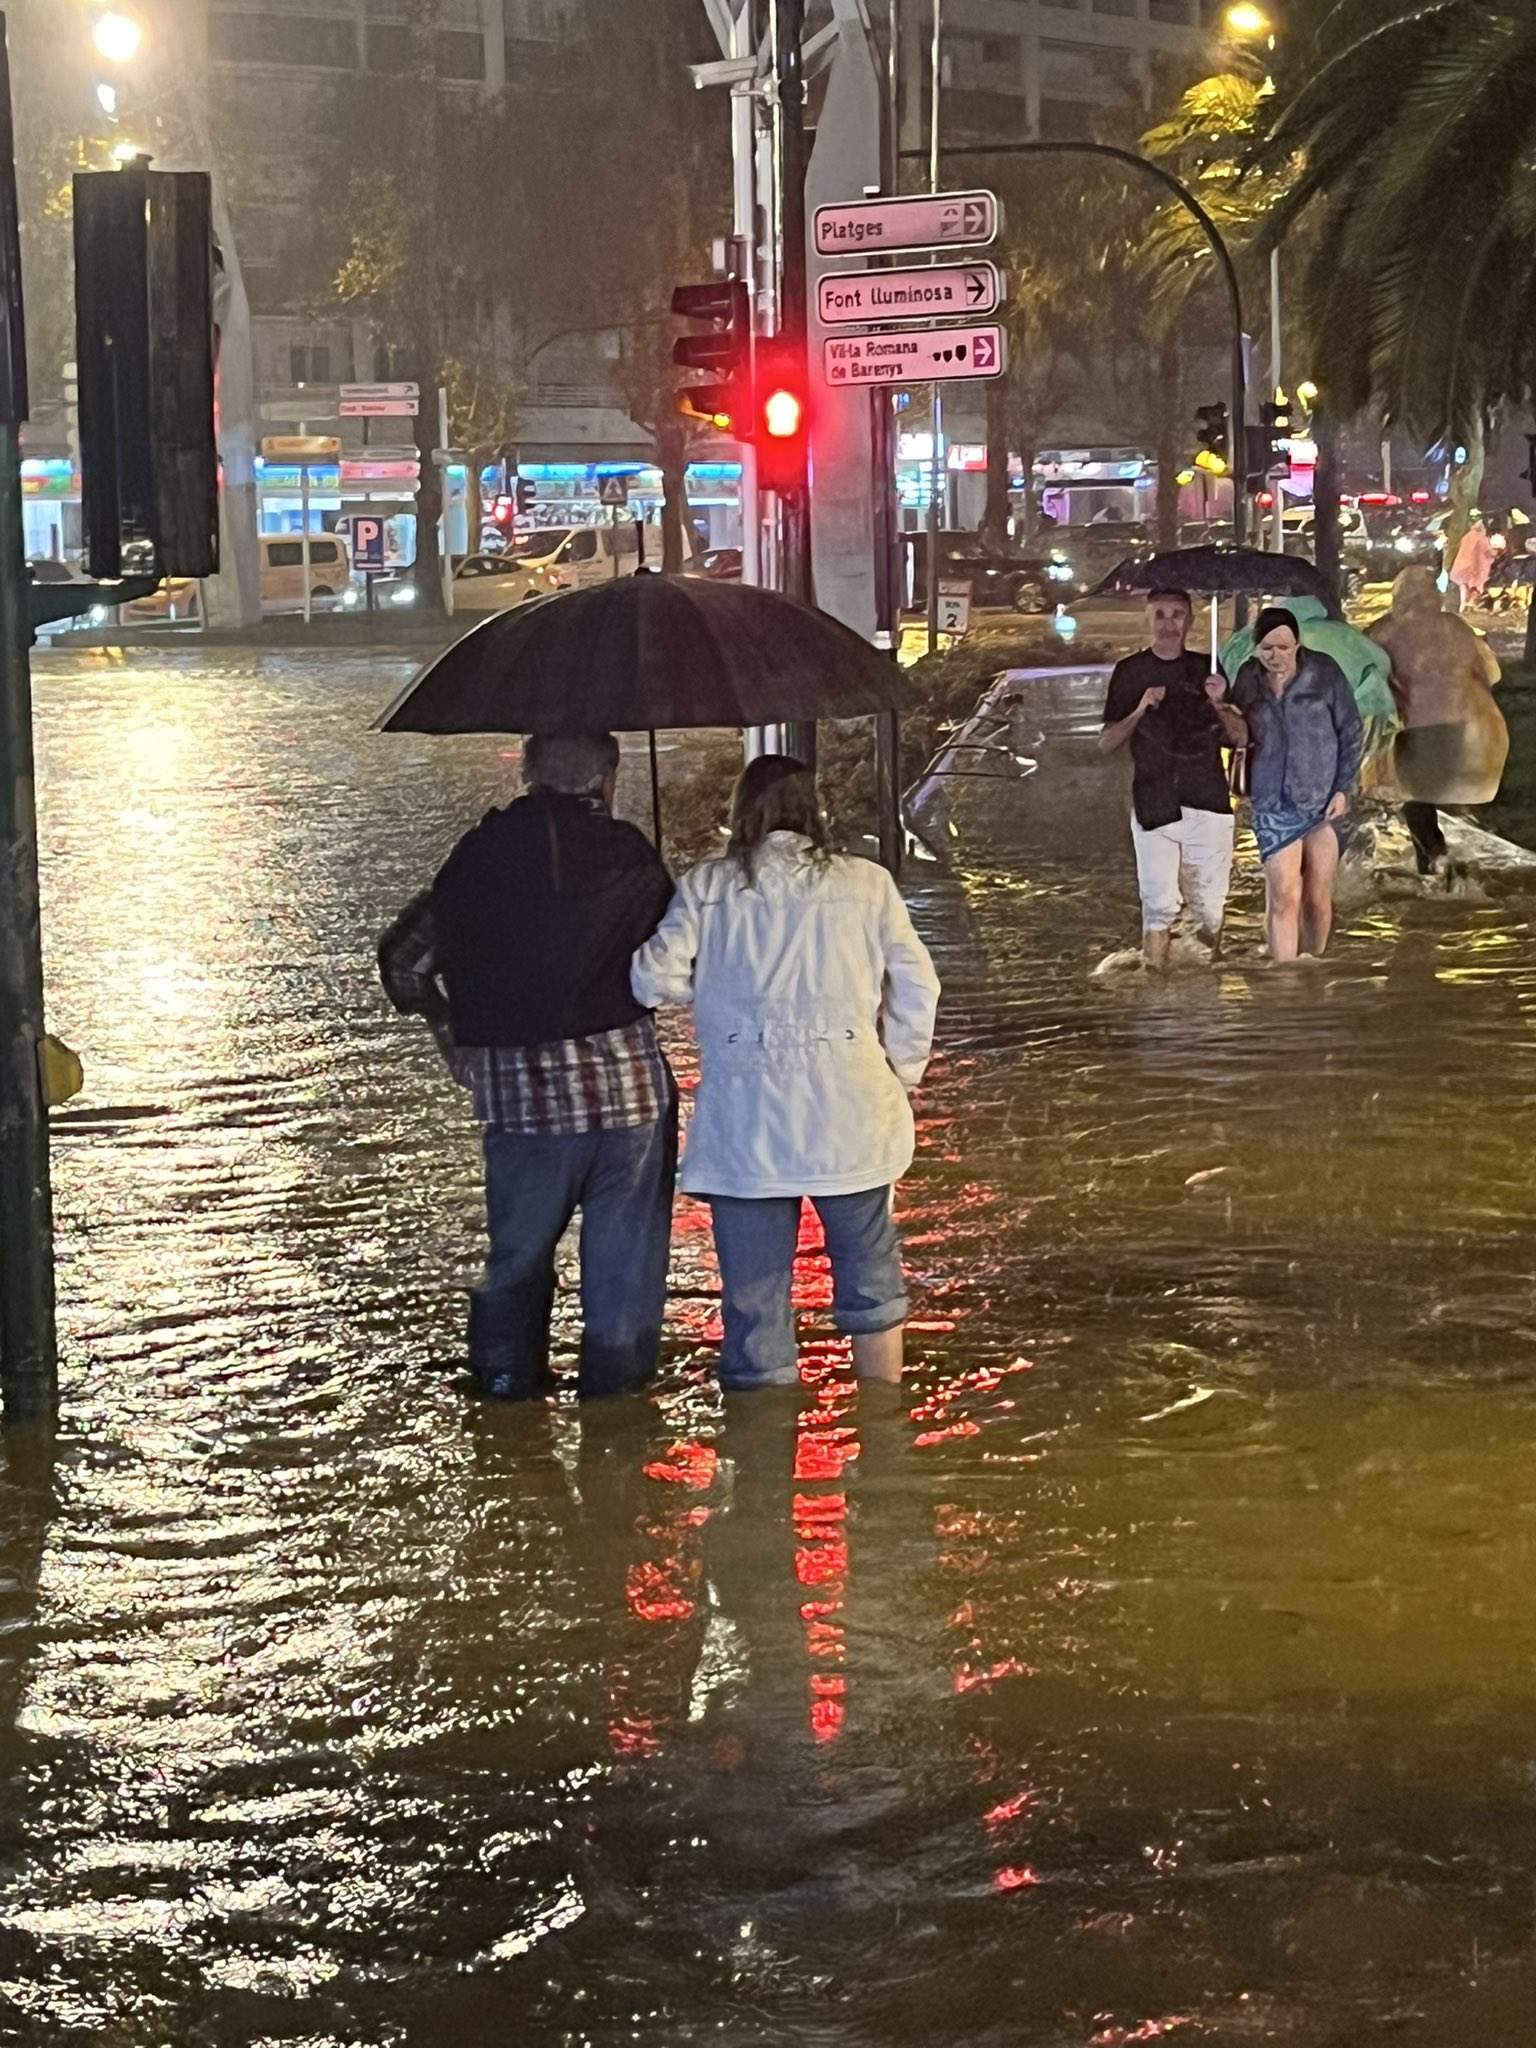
[1367,567,1507,805]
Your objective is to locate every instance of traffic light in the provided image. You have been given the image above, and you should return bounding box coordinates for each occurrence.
[516,475,536,515]
[1260,395,1292,475]
[73,162,219,579]
[672,278,749,431]
[1194,401,1230,475]
[753,341,809,496]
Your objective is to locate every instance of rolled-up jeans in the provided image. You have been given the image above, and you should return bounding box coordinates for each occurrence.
[469,1101,677,1399]
[706,1186,907,1391]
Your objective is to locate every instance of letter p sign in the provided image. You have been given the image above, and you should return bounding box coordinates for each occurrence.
[353,515,387,573]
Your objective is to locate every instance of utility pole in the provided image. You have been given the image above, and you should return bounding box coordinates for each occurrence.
[0,17,57,1418]
[924,0,943,655]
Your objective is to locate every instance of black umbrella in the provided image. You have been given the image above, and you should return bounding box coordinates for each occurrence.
[1091,544,1328,603]
[376,571,911,843]
[1090,545,1330,665]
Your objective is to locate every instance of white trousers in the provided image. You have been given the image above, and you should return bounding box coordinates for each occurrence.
[1130,806,1236,934]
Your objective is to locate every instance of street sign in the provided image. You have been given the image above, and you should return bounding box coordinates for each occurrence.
[339,381,420,419]
[598,475,630,507]
[351,513,388,573]
[937,578,972,636]
[259,435,341,462]
[813,189,1000,258]
[817,260,1003,328]
[261,398,332,423]
[823,324,1008,388]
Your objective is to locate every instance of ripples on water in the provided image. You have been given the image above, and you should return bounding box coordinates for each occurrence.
[1,648,1534,2044]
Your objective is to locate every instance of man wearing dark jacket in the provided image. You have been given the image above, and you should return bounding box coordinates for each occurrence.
[379,732,675,1400]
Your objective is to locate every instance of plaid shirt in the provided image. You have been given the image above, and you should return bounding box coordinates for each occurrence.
[378,890,671,1137]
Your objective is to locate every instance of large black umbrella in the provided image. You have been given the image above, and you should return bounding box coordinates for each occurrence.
[1090,545,1330,664]
[376,571,911,844]
[376,571,911,734]
[1091,544,1328,603]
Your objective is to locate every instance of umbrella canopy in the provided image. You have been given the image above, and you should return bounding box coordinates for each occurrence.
[1090,545,1330,603]
[375,571,912,735]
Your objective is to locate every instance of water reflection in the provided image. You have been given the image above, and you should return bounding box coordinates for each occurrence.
[0,647,1533,2041]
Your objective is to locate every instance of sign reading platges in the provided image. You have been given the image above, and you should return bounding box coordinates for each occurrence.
[823,324,1007,388]
[813,190,1001,257]
[817,260,1003,328]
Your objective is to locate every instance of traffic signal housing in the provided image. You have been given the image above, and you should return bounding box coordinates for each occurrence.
[672,278,749,432]
[753,341,809,496]
[1259,396,1292,476]
[1194,401,1230,475]
[73,162,219,579]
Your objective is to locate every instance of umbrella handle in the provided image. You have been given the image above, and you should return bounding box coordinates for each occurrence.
[649,729,662,850]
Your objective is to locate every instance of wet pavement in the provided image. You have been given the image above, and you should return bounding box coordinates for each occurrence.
[2,645,1535,2045]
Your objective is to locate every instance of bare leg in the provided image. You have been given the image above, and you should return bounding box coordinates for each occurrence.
[1299,821,1342,955]
[1263,840,1304,962]
[1142,926,1172,974]
[852,1325,903,1383]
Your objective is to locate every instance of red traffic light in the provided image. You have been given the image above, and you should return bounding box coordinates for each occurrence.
[762,386,802,439]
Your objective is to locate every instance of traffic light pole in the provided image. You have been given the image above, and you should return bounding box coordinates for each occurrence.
[771,0,816,765]
[0,24,56,1418]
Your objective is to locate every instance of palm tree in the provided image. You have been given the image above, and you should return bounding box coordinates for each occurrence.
[1259,0,1536,445]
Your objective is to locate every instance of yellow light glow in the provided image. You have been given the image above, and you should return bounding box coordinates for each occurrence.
[1194,450,1230,477]
[1175,468,1196,487]
[1224,2,1271,36]
[1296,379,1319,404]
[92,11,143,64]
[110,140,142,163]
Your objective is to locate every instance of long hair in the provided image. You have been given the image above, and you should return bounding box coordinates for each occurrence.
[725,754,833,883]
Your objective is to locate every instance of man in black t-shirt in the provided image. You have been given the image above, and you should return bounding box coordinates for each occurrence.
[1099,588,1248,970]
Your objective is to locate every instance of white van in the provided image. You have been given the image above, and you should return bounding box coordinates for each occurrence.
[260,532,353,610]
[492,521,691,606]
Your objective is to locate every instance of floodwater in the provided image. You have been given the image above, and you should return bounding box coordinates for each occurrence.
[3,646,1536,2046]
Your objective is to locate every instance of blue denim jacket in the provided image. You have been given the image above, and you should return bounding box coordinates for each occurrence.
[1230,650,1364,817]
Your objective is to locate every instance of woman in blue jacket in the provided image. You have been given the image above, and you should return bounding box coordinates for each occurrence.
[1229,606,1364,961]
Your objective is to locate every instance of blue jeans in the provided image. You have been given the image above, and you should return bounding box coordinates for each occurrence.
[469,1102,677,1399]
[707,1187,908,1391]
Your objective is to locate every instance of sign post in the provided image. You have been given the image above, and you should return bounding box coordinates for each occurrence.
[813,189,1001,257]
[937,577,972,636]
[817,260,1003,327]
[352,512,386,613]
[823,324,1007,387]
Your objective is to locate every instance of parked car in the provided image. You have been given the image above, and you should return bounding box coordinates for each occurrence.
[258,532,353,611]
[902,530,1081,613]
[683,546,743,582]
[28,558,112,638]
[1358,503,1442,580]
[1281,505,1368,594]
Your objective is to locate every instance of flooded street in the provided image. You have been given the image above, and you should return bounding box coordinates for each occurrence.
[3,644,1536,2046]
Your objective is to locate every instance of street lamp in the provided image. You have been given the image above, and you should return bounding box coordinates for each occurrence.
[1223,2,1272,36]
[92,12,143,65]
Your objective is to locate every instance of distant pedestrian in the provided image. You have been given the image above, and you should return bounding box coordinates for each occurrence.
[631,756,939,1392]
[1228,608,1364,961]
[1449,517,1496,610]
[378,732,675,1400]
[1368,566,1508,875]
[1099,588,1248,970]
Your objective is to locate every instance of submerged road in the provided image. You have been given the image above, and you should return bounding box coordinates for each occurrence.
[0,645,1534,2044]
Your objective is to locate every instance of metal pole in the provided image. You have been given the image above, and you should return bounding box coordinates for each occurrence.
[0,419,56,1418]
[772,0,815,763]
[730,2,760,590]
[1269,245,1284,554]
[924,0,942,655]
[437,383,454,618]
[300,462,312,626]
[873,0,904,876]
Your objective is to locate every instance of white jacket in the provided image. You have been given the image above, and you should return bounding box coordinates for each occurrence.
[631,834,940,1199]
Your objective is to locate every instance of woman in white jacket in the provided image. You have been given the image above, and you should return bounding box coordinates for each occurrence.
[631,756,940,1390]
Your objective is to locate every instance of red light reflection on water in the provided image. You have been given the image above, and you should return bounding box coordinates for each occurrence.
[994,1865,1042,1891]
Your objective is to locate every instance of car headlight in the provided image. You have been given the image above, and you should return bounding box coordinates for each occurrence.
[1394,535,1415,554]
[1047,562,1073,580]
[341,586,360,607]
[88,605,107,625]
[390,587,416,607]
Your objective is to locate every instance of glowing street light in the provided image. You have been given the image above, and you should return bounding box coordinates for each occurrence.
[95,81,118,115]
[1224,2,1272,36]
[110,139,142,164]
[92,12,144,65]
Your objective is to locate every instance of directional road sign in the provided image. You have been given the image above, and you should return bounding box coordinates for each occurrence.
[817,260,1003,328]
[813,189,1000,258]
[823,324,1008,388]
[260,434,341,461]
[339,380,420,419]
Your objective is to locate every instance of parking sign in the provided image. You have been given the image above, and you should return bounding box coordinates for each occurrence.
[352,515,387,573]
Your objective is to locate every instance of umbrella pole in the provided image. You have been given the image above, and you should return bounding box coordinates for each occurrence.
[1210,597,1219,671]
[648,729,662,850]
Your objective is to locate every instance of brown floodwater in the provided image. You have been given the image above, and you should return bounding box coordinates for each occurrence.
[1,647,1534,2046]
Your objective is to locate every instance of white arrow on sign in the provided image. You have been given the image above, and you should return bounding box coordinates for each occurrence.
[813,189,1001,258]
[817,260,1003,328]
[823,324,1008,388]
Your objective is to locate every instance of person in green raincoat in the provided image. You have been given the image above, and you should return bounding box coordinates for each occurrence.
[1222,594,1400,774]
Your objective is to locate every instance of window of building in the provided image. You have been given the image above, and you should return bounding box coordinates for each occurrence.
[365,21,407,69]
[208,9,358,67]
[1092,0,1134,15]
[1148,0,1192,21]
[438,29,485,79]
[980,34,1019,64]
[289,344,333,386]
